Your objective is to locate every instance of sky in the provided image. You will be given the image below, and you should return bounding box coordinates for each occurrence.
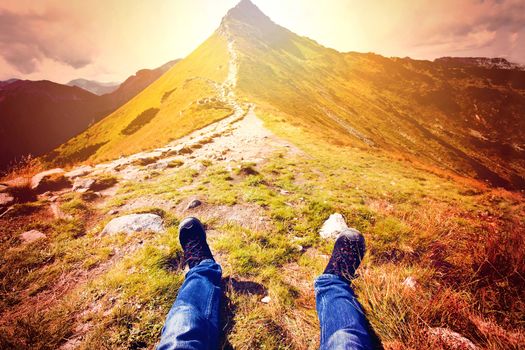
[1,0,524,84]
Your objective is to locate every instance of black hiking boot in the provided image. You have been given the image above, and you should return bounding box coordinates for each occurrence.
[179,217,214,269]
[323,229,366,281]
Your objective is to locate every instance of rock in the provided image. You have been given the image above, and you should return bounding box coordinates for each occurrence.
[108,209,118,215]
[102,214,164,235]
[279,189,290,195]
[65,165,93,179]
[319,213,359,239]
[0,192,14,208]
[428,328,477,350]
[0,184,8,192]
[261,296,271,304]
[31,169,70,193]
[20,230,46,243]
[4,177,27,187]
[294,244,304,252]
[73,178,96,193]
[402,276,417,290]
[186,199,202,210]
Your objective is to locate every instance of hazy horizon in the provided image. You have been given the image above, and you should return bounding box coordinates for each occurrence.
[1,0,525,84]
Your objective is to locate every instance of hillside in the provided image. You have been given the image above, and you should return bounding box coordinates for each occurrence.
[1,1,524,349]
[0,60,180,173]
[223,0,525,191]
[49,33,236,164]
[0,80,113,171]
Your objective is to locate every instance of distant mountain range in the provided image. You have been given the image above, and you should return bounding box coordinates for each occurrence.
[67,59,180,96]
[67,79,120,95]
[0,59,179,172]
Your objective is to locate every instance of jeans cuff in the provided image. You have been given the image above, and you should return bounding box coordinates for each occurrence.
[196,259,216,267]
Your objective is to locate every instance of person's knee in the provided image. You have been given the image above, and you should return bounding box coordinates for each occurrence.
[324,328,374,350]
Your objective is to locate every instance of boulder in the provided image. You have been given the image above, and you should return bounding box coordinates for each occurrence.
[428,328,477,350]
[186,199,202,210]
[31,169,70,193]
[20,230,46,244]
[319,213,359,239]
[102,214,164,235]
[65,165,93,179]
[73,178,96,193]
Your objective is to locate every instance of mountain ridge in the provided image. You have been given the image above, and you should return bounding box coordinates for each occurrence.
[48,0,525,192]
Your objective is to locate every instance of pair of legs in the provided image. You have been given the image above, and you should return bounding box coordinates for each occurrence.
[157,218,377,350]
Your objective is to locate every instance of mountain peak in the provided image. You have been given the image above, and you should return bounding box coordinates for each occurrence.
[222,0,273,28]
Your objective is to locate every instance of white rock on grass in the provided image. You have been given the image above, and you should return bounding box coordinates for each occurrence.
[102,214,164,235]
[20,230,46,243]
[428,327,478,350]
[319,213,360,239]
[261,296,271,304]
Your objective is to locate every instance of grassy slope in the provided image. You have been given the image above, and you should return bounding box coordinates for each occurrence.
[49,33,232,164]
[1,128,523,349]
[229,14,525,191]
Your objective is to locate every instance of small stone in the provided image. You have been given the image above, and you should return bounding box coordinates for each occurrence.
[402,276,417,290]
[279,189,290,195]
[428,327,478,350]
[186,199,202,210]
[102,214,164,235]
[108,209,118,215]
[0,192,15,208]
[261,296,271,304]
[20,230,46,243]
[295,244,304,252]
[73,178,96,193]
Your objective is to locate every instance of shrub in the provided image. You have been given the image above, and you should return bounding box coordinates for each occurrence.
[121,108,160,135]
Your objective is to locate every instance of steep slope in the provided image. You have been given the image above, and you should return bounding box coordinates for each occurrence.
[67,79,119,95]
[223,0,525,190]
[49,34,237,164]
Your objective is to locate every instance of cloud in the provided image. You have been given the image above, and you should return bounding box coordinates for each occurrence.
[0,8,93,75]
[412,0,525,54]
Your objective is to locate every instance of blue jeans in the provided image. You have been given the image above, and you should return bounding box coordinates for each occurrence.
[315,274,375,350]
[158,262,375,350]
[157,260,222,350]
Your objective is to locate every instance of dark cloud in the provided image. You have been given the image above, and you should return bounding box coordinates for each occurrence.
[0,9,92,74]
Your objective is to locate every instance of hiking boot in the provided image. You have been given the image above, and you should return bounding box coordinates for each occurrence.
[179,217,214,268]
[323,229,366,281]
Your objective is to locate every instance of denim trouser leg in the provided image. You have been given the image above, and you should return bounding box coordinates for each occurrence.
[157,259,222,350]
[315,274,375,350]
